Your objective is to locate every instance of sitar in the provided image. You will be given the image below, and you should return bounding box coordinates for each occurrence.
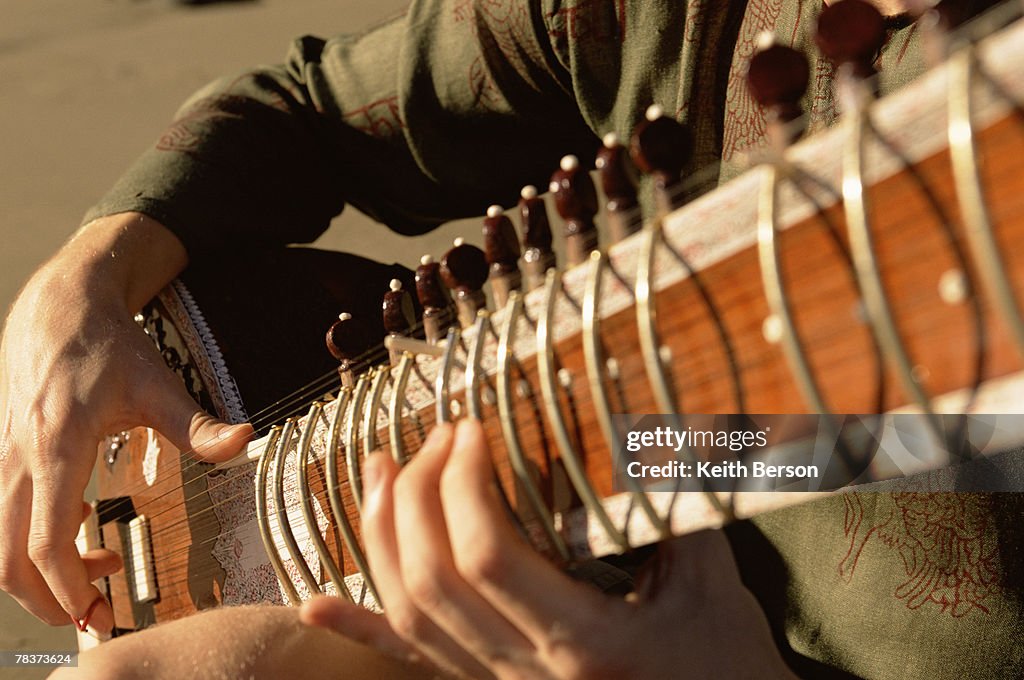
[76,0,1024,663]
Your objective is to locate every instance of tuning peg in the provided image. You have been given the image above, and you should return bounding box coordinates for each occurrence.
[747,33,810,151]
[519,185,556,290]
[595,132,640,242]
[441,238,489,328]
[549,154,599,266]
[415,254,453,344]
[483,205,522,308]
[382,279,416,364]
[629,105,692,217]
[326,312,376,387]
[815,0,886,80]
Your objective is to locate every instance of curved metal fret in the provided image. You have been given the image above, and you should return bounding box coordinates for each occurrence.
[362,367,390,459]
[582,250,669,537]
[757,164,853,450]
[271,418,321,598]
[841,90,951,448]
[435,327,461,424]
[496,292,570,561]
[948,47,1024,362]
[254,426,299,605]
[388,353,416,465]
[635,222,729,518]
[635,223,680,414]
[324,388,380,604]
[536,268,628,550]
[345,373,372,510]
[294,402,349,600]
[466,312,490,421]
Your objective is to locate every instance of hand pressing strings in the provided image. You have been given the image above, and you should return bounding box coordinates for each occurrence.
[300,419,796,680]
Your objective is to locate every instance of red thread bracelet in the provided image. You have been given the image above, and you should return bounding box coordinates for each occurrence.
[73,595,106,633]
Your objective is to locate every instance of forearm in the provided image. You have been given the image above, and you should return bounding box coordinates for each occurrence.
[25,212,186,316]
[55,605,434,680]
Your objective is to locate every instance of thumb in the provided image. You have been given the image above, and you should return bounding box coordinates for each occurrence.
[144,376,254,463]
[187,411,255,463]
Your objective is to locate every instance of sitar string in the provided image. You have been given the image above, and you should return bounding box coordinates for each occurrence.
[141,281,901,552]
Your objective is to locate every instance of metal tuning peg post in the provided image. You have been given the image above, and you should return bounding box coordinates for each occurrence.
[549,154,599,266]
[483,205,523,309]
[441,238,489,328]
[595,132,640,242]
[415,254,454,344]
[383,278,415,364]
[629,104,692,217]
[326,312,376,388]
[519,184,556,290]
[747,32,811,154]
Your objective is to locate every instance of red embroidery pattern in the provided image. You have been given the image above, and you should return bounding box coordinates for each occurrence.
[453,0,546,111]
[156,96,243,156]
[342,95,405,139]
[545,0,625,52]
[683,0,706,45]
[807,55,838,130]
[721,0,785,161]
[155,74,296,155]
[839,492,1002,618]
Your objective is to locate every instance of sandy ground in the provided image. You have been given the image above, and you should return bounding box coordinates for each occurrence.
[0,1,488,677]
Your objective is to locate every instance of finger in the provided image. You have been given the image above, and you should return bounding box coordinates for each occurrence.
[28,457,113,634]
[441,419,610,644]
[361,439,495,680]
[82,549,123,582]
[142,374,253,464]
[0,475,67,625]
[394,424,536,669]
[300,596,419,663]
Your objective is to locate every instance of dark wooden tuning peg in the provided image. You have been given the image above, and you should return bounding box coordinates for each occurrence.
[415,254,453,344]
[326,312,376,386]
[595,132,639,242]
[382,279,416,363]
[815,0,886,79]
[441,238,489,327]
[483,205,522,308]
[629,104,692,217]
[549,154,599,266]
[519,184,555,290]
[382,279,414,335]
[747,32,810,149]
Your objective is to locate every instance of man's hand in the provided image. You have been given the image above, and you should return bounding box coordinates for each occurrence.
[0,213,252,633]
[302,419,796,679]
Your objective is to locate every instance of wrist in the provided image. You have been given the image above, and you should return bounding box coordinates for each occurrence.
[48,212,188,312]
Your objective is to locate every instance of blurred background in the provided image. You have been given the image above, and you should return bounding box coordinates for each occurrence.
[0,0,494,676]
